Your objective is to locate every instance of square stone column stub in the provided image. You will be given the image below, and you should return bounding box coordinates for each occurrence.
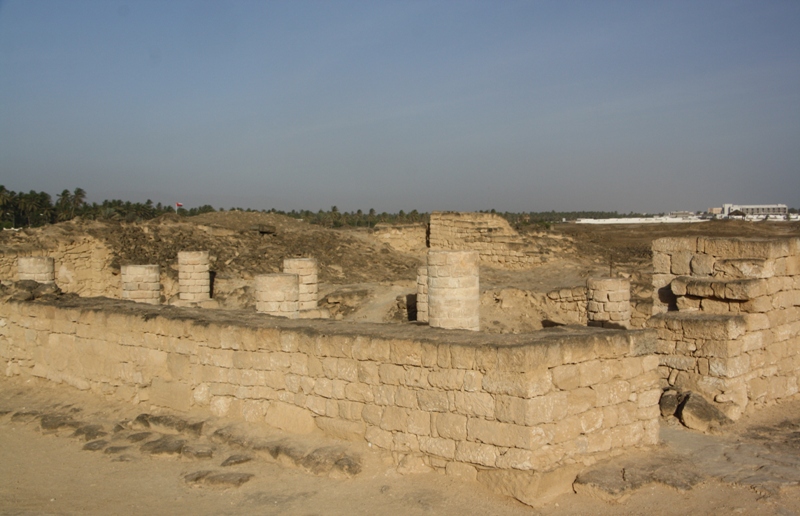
[416,266,429,323]
[17,256,55,283]
[255,273,300,318]
[282,258,318,311]
[121,264,161,305]
[178,251,211,301]
[427,250,480,331]
[587,277,631,329]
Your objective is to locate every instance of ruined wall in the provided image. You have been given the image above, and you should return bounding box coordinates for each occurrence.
[0,236,116,297]
[649,237,800,419]
[428,212,541,268]
[0,297,660,475]
[372,223,428,254]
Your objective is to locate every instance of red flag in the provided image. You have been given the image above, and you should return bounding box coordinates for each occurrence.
[175,202,183,208]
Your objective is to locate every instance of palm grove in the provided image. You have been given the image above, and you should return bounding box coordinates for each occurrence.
[0,185,664,231]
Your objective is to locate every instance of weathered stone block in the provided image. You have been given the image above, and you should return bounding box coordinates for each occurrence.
[482,370,552,398]
[432,413,467,440]
[469,418,548,449]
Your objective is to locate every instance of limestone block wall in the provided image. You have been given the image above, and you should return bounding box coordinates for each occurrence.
[255,274,299,318]
[120,265,161,305]
[651,237,800,315]
[283,258,319,311]
[178,251,211,302]
[373,223,428,254]
[428,212,541,269]
[649,237,800,419]
[17,257,55,283]
[543,287,588,326]
[427,250,480,331]
[0,297,660,475]
[587,278,631,329]
[0,236,115,296]
[416,266,429,323]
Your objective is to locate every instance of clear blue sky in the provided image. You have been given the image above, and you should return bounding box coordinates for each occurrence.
[1,0,799,213]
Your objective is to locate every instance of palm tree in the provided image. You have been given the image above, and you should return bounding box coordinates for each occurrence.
[0,186,12,226]
[56,189,73,221]
[72,188,86,217]
[37,191,54,224]
[17,191,40,226]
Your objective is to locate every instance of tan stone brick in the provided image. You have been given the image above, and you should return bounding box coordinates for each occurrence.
[405,366,430,388]
[305,395,327,416]
[351,337,391,362]
[552,415,583,444]
[344,382,374,403]
[495,392,569,425]
[455,441,497,467]
[337,400,364,421]
[482,369,553,398]
[361,405,383,426]
[390,340,425,366]
[378,364,405,385]
[407,410,431,435]
[380,406,409,432]
[653,237,697,254]
[551,364,580,390]
[373,385,395,406]
[709,355,751,378]
[365,425,393,449]
[565,387,597,415]
[463,370,483,392]
[496,344,562,372]
[357,361,379,385]
[579,408,604,434]
[467,418,549,449]
[671,251,693,275]
[691,254,715,276]
[419,436,456,459]
[395,387,418,408]
[417,390,449,412]
[593,380,631,407]
[428,369,465,390]
[698,339,744,358]
[432,413,467,440]
[452,391,495,418]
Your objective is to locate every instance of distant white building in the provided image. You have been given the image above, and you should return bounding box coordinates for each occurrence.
[721,204,788,217]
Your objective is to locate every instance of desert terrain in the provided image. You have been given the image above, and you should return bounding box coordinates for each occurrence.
[2,213,800,514]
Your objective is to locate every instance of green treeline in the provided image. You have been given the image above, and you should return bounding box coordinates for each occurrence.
[7,186,790,231]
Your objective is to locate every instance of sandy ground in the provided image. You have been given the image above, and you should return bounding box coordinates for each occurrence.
[2,376,800,516]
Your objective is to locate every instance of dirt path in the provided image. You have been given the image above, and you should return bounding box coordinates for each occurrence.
[3,377,800,515]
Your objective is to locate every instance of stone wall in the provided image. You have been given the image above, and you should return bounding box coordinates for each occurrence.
[428,212,541,268]
[372,223,428,254]
[0,296,660,476]
[649,237,800,418]
[0,236,115,297]
[543,287,588,326]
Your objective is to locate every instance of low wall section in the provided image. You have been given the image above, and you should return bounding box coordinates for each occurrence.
[0,296,660,475]
[0,236,115,297]
[429,212,541,268]
[649,236,800,419]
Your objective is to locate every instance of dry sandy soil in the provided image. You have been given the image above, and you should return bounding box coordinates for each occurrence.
[2,376,800,515]
[3,214,800,514]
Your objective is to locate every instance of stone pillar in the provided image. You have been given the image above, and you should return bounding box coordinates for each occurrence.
[587,277,631,329]
[17,257,55,284]
[255,274,299,318]
[427,250,480,331]
[121,265,161,305]
[178,251,210,301]
[416,266,429,323]
[283,258,318,311]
